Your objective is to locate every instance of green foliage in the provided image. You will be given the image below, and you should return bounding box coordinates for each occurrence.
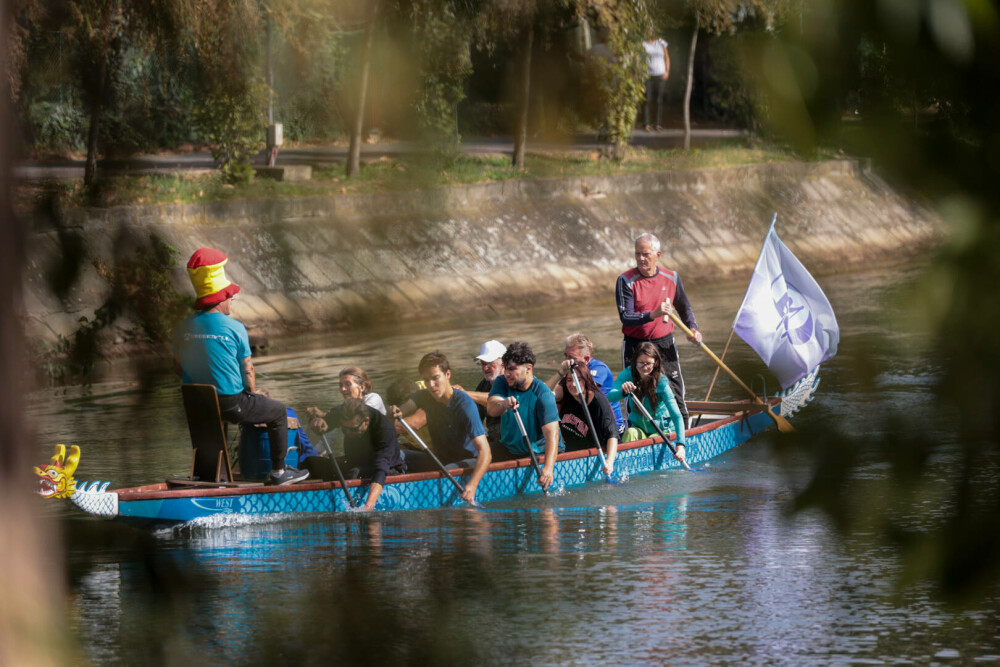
[104,46,199,152]
[96,235,192,344]
[410,3,473,152]
[27,100,88,155]
[588,1,650,160]
[686,0,795,34]
[193,79,269,184]
[37,233,192,383]
[702,34,766,131]
[848,36,955,131]
[736,0,1000,601]
[268,9,350,143]
[16,24,204,156]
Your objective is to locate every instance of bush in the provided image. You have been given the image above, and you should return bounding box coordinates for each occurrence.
[27,100,88,156]
[193,79,269,184]
[37,233,191,383]
[702,36,763,132]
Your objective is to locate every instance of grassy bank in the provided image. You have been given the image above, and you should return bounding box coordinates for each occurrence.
[18,141,836,211]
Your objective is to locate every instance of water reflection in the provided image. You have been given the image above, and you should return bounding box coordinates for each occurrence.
[61,472,1000,664]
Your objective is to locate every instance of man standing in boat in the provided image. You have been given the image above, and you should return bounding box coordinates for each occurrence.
[392,351,492,505]
[616,232,702,424]
[487,341,562,490]
[172,248,309,486]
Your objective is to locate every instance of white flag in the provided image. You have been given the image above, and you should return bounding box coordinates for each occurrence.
[733,218,839,389]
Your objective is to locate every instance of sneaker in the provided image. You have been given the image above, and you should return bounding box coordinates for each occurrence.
[266,467,310,486]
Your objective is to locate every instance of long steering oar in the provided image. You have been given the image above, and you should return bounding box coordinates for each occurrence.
[395,416,482,508]
[510,407,550,495]
[320,433,357,508]
[567,362,615,484]
[628,393,694,472]
[666,310,794,433]
[692,328,735,428]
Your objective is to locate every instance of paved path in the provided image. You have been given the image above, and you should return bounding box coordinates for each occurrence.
[13,128,748,180]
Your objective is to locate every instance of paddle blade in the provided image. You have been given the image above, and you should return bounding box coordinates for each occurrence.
[769,408,795,433]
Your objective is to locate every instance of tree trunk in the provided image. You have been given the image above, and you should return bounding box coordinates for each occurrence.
[347,1,379,179]
[83,57,106,186]
[0,0,68,662]
[512,22,533,170]
[683,16,700,153]
[84,0,115,187]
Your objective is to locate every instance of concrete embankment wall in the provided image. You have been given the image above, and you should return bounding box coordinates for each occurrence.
[24,159,943,347]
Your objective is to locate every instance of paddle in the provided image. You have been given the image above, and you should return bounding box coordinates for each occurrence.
[319,433,357,508]
[567,362,615,483]
[665,309,795,433]
[395,416,483,508]
[692,328,735,428]
[628,393,694,472]
[510,405,550,495]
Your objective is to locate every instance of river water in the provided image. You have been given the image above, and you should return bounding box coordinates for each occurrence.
[30,260,1000,665]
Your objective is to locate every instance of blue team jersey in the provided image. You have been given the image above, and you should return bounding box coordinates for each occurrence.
[172,312,251,396]
[412,388,486,463]
[488,376,563,455]
[588,358,626,431]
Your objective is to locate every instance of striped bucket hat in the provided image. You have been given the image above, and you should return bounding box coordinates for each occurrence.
[186,248,241,310]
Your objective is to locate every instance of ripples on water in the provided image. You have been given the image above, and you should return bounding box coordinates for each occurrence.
[33,261,1000,664]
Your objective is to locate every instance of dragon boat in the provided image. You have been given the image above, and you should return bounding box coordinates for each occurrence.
[35,369,819,527]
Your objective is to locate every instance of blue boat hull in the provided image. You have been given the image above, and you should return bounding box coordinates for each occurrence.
[89,407,772,526]
[68,369,819,526]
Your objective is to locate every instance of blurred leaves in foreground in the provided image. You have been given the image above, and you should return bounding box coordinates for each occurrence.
[748,0,1000,602]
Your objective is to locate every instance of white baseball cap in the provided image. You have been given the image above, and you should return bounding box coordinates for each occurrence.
[475,340,507,363]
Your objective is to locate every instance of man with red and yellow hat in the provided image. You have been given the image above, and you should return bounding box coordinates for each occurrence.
[172,248,309,486]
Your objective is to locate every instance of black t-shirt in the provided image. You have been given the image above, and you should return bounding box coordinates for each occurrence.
[475,377,491,419]
[476,377,502,426]
[559,390,617,452]
[475,377,503,446]
[328,405,404,486]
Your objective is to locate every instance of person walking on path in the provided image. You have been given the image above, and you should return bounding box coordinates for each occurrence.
[642,31,670,131]
[615,233,702,424]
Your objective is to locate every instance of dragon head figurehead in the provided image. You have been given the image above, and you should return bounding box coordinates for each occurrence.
[35,444,80,499]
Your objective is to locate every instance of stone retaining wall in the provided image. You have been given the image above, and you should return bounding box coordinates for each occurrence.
[23,159,944,348]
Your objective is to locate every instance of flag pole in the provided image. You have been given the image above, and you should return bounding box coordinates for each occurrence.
[733,213,778,329]
[703,328,734,402]
[667,310,795,433]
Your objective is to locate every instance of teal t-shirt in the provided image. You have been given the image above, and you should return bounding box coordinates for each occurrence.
[488,376,563,455]
[608,367,686,444]
[172,312,251,396]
